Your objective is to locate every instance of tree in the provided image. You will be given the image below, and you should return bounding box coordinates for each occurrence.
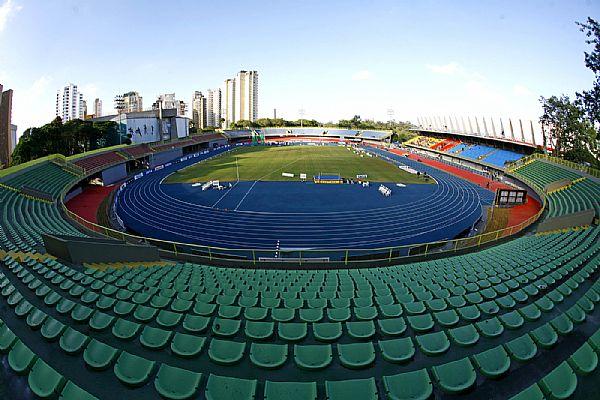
[537,18,600,167]
[539,95,596,164]
[11,118,119,165]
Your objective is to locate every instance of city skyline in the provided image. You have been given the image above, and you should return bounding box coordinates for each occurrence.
[0,0,597,140]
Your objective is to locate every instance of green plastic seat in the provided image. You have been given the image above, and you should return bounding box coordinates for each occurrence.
[449,324,479,347]
[416,331,450,356]
[380,304,403,318]
[171,332,205,358]
[88,311,115,331]
[157,310,183,328]
[530,323,558,349]
[8,340,37,374]
[567,342,598,375]
[538,361,577,400]
[377,317,407,336]
[299,308,323,322]
[383,369,433,400]
[245,321,274,340]
[337,342,375,369]
[505,334,538,362]
[113,301,135,316]
[183,314,210,333]
[431,357,477,394]
[111,318,141,341]
[472,345,511,378]
[59,328,90,354]
[278,322,307,341]
[212,318,241,337]
[588,328,600,352]
[499,310,525,329]
[218,305,241,319]
[476,317,504,338]
[566,304,586,324]
[327,307,350,322]
[264,380,317,400]
[294,344,332,370]
[15,300,33,317]
[250,343,288,369]
[154,364,202,400]
[550,314,574,336]
[244,307,268,321]
[325,378,378,400]
[519,304,542,321]
[28,359,65,398]
[354,306,377,320]
[83,339,119,370]
[346,321,375,339]
[434,309,459,327]
[313,322,342,342]
[140,326,172,349]
[171,298,193,313]
[509,384,545,400]
[193,301,216,316]
[272,308,295,322]
[0,324,17,351]
[114,351,155,387]
[407,314,434,333]
[208,339,246,365]
[133,305,157,322]
[458,304,481,321]
[205,374,257,400]
[378,337,414,363]
[41,317,66,341]
[59,381,98,400]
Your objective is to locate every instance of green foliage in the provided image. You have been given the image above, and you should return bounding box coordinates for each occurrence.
[11,117,120,165]
[539,18,600,168]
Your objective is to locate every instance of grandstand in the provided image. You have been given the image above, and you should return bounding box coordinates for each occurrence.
[0,131,597,400]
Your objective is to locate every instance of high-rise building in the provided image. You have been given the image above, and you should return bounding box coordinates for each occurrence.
[0,83,14,168]
[152,93,187,117]
[115,91,143,114]
[56,83,84,122]
[206,88,221,128]
[191,91,207,130]
[82,100,88,118]
[234,70,258,123]
[223,79,236,128]
[94,98,102,117]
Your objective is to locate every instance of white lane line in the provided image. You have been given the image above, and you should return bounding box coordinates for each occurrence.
[234,180,258,211]
[212,182,239,208]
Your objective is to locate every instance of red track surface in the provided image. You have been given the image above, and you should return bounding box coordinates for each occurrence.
[388,149,541,226]
[66,185,116,224]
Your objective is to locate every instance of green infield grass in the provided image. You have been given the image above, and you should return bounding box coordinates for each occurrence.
[165,145,433,184]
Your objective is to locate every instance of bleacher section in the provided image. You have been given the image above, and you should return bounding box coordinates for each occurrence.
[483,149,525,168]
[514,160,599,220]
[0,225,597,399]
[119,144,152,159]
[4,162,78,199]
[0,144,597,399]
[407,136,527,168]
[73,152,128,174]
[458,145,496,160]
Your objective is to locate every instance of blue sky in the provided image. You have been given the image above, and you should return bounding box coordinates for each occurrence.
[0,0,597,137]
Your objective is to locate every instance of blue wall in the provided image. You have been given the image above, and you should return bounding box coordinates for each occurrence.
[101,163,127,185]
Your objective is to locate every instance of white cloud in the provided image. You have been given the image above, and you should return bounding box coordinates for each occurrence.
[351,70,373,81]
[425,62,463,76]
[0,0,22,32]
[513,84,532,97]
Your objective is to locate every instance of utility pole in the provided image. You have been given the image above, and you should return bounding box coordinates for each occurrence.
[299,108,305,128]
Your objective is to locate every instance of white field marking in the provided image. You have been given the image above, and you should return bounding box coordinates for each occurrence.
[211,182,239,208]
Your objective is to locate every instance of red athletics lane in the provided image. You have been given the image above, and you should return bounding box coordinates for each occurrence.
[66,185,117,224]
[388,148,541,226]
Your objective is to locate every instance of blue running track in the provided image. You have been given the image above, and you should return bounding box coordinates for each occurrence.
[115,145,494,252]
